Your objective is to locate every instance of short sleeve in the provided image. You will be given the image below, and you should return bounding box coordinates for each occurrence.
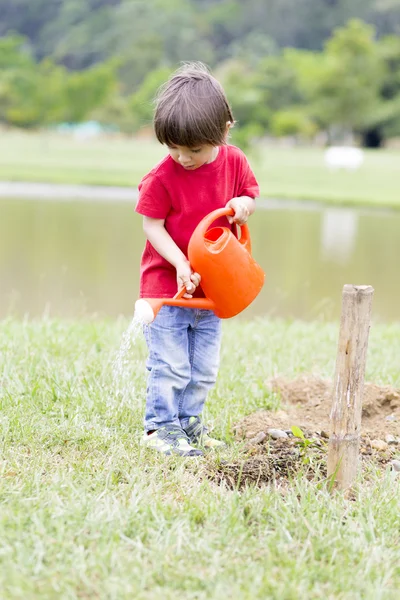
[135,172,171,219]
[238,154,259,199]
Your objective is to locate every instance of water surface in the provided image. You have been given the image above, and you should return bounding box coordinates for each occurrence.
[1,197,399,322]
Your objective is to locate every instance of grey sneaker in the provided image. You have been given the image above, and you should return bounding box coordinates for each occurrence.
[142,424,203,457]
[183,416,225,449]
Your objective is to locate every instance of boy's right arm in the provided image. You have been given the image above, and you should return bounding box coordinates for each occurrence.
[142,216,200,297]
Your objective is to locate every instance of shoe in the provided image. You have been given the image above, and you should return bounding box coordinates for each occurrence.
[142,424,203,457]
[183,416,225,449]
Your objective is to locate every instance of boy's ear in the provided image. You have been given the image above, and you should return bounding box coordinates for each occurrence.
[225,121,233,137]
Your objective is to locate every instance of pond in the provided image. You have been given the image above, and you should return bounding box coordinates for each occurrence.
[1,196,399,322]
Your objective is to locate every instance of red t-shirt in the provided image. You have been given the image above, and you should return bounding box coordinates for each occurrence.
[135,144,259,298]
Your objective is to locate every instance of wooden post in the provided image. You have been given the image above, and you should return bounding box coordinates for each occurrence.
[327,284,374,492]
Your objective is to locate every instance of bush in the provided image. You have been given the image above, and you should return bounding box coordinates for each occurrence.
[270,109,317,138]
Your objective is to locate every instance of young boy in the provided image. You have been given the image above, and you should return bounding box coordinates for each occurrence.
[136,62,259,456]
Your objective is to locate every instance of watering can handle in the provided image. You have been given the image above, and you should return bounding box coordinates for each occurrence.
[173,287,187,299]
[197,206,251,251]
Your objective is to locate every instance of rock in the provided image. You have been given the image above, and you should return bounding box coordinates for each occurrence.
[385,414,397,422]
[320,430,330,439]
[247,431,267,445]
[267,428,289,440]
[371,439,389,452]
[389,460,400,472]
[385,434,398,445]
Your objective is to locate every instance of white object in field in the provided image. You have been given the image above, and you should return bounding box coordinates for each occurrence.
[324,146,364,170]
[134,299,155,324]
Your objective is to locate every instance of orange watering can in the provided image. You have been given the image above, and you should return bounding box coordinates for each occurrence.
[134,207,265,324]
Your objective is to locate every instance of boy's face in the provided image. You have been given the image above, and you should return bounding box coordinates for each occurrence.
[167,144,218,170]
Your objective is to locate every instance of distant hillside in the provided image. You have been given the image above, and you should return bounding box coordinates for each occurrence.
[1,0,399,71]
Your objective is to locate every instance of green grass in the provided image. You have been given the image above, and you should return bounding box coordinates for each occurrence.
[1,317,399,599]
[1,129,400,208]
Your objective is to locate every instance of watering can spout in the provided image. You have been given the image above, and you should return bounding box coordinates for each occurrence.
[134,290,216,324]
[134,298,159,324]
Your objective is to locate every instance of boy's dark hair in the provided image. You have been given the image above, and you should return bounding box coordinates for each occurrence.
[154,62,234,147]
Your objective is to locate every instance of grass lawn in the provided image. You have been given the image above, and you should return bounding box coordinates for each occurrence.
[0,129,399,208]
[1,317,399,599]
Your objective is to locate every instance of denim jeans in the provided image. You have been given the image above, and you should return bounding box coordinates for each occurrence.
[143,305,222,432]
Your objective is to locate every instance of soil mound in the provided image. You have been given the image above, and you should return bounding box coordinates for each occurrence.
[235,376,400,441]
[206,377,400,490]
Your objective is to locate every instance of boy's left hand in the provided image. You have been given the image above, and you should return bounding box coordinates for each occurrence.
[225,197,251,225]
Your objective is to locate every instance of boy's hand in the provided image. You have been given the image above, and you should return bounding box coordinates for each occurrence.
[176,260,201,298]
[225,197,251,225]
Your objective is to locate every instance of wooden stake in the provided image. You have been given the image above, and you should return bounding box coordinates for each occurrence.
[327,284,374,492]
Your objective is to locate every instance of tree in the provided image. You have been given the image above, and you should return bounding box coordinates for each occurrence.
[0,35,41,126]
[373,34,400,141]
[129,66,173,130]
[216,59,270,130]
[63,62,117,122]
[292,20,385,141]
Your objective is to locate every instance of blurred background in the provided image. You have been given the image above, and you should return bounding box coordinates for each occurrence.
[1,0,400,321]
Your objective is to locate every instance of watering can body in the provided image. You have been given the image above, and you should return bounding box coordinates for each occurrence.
[134,207,265,323]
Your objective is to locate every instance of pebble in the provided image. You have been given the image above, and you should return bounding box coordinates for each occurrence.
[248,431,267,445]
[371,439,389,452]
[390,460,400,472]
[385,434,398,445]
[320,430,330,439]
[361,447,371,455]
[267,428,289,440]
[385,414,397,422]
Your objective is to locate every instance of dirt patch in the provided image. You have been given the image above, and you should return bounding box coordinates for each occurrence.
[207,376,400,490]
[235,376,400,441]
[208,439,325,490]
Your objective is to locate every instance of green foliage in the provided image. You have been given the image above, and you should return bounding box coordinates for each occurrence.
[0,35,120,126]
[291,425,314,450]
[91,94,136,133]
[307,20,385,134]
[3,69,43,127]
[375,34,400,137]
[257,53,304,112]
[1,3,400,145]
[0,36,59,127]
[2,0,400,69]
[0,34,33,69]
[229,122,265,154]
[216,60,270,130]
[271,109,317,138]
[63,61,117,122]
[291,425,318,466]
[129,66,173,129]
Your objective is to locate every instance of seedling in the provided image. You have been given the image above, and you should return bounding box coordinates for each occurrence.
[291,425,314,449]
[291,425,316,464]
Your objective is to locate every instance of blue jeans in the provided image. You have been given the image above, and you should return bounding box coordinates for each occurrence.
[143,306,222,432]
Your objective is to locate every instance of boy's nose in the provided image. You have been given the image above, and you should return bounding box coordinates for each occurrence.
[178,154,191,165]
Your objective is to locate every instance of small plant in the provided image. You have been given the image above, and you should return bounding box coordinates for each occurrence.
[291,425,313,448]
[291,425,316,464]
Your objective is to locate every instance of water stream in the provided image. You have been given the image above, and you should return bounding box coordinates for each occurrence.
[111,316,143,405]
